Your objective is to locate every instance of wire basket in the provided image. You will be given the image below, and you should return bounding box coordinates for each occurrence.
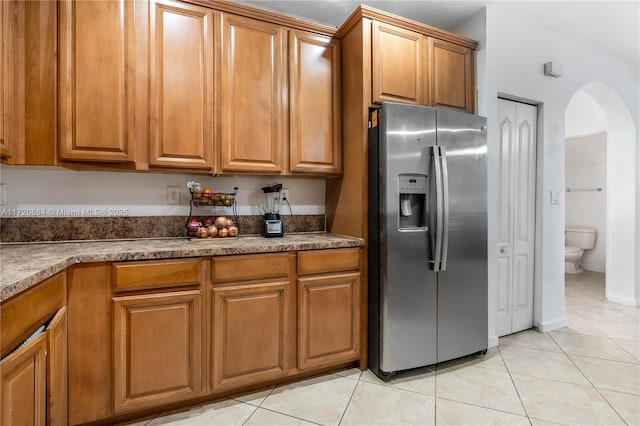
[189,188,237,207]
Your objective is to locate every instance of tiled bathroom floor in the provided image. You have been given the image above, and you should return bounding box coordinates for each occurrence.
[126,271,639,425]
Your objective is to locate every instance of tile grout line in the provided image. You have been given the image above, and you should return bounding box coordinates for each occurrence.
[434,395,533,420]
[239,386,275,426]
[239,401,261,426]
[254,406,326,426]
[563,283,639,364]
[549,282,635,424]
[496,345,532,422]
[549,314,630,425]
[337,374,360,425]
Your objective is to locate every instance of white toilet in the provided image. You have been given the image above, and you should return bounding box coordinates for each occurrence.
[565,227,597,273]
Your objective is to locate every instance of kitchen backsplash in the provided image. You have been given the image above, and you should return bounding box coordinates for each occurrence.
[0,215,325,242]
[0,167,328,241]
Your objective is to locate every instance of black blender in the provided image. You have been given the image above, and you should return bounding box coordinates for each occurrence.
[260,184,283,237]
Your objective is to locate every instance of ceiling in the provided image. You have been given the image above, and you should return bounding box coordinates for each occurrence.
[238,1,639,65]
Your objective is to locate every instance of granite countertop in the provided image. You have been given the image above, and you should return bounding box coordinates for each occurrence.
[0,233,364,302]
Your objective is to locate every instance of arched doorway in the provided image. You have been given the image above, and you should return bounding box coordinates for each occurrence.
[564,83,637,305]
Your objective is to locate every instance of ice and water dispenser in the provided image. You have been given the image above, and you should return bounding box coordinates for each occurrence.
[398,174,427,229]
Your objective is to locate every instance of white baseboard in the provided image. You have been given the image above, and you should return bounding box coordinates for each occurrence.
[488,335,499,348]
[606,293,640,307]
[536,317,568,333]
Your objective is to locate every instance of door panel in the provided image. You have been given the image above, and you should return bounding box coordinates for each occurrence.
[58,0,136,162]
[428,38,474,112]
[150,0,214,169]
[511,102,537,332]
[298,273,360,370]
[1,1,15,162]
[289,30,341,174]
[436,109,488,362]
[372,21,424,105]
[113,291,202,413]
[46,308,67,426]
[496,99,537,336]
[378,104,437,372]
[211,281,290,391]
[220,14,284,173]
[0,333,47,426]
[496,101,514,335]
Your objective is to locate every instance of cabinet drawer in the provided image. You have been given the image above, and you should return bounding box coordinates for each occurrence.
[212,253,289,283]
[113,259,202,292]
[298,248,360,275]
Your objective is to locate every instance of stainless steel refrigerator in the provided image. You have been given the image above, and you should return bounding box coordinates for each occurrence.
[368,102,487,379]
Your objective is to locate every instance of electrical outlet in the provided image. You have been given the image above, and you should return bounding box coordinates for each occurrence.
[167,186,180,205]
[280,189,289,202]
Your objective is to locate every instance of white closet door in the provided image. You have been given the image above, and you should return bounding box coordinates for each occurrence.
[496,99,537,337]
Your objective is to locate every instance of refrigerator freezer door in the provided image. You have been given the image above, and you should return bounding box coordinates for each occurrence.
[436,109,488,362]
[378,103,438,373]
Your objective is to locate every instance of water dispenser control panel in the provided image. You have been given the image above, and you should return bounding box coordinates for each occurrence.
[399,175,427,194]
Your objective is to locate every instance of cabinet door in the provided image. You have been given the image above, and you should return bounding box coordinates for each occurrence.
[0,0,15,162]
[219,14,285,173]
[113,290,202,413]
[46,307,67,426]
[149,0,214,169]
[372,21,424,105]
[212,281,290,391]
[298,273,360,370]
[428,38,474,112]
[58,0,141,162]
[289,31,341,174]
[0,332,47,426]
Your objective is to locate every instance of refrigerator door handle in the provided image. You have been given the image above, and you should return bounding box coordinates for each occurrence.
[440,147,450,271]
[430,146,444,271]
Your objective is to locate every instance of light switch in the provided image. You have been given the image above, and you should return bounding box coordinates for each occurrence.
[550,190,559,205]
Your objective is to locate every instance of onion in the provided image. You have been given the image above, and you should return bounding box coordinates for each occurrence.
[219,228,229,238]
[187,219,202,233]
[215,216,228,228]
[226,218,234,227]
[202,216,215,227]
[228,225,238,237]
[208,225,218,238]
[196,227,209,238]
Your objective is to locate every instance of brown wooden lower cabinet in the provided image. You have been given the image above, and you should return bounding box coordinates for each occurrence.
[0,333,47,426]
[65,248,362,424]
[0,272,66,426]
[297,272,361,370]
[211,281,292,391]
[0,308,67,426]
[112,290,203,413]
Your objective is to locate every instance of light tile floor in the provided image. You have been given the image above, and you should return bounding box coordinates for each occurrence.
[125,271,639,425]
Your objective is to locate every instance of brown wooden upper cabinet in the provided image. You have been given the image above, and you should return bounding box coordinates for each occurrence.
[149,0,215,169]
[1,0,15,163]
[219,14,285,174]
[289,31,341,174]
[428,37,474,112]
[369,18,476,113]
[372,21,424,105]
[58,0,144,163]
